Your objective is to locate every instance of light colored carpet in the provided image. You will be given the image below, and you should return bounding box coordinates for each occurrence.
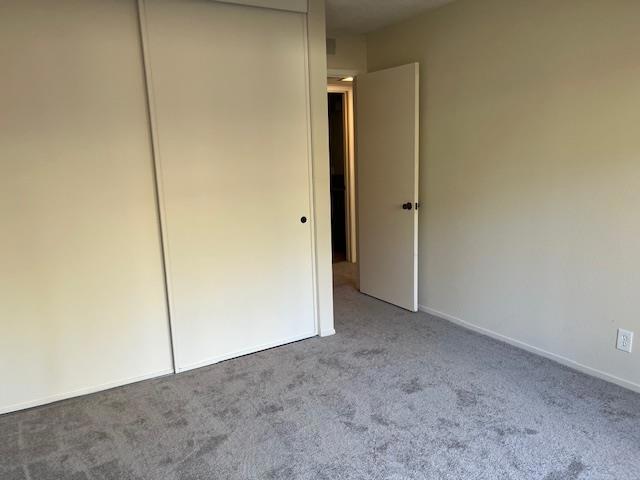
[1,262,639,479]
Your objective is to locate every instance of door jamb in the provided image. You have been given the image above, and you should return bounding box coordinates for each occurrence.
[327,83,356,263]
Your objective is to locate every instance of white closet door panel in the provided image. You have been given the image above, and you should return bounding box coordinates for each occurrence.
[144,0,316,371]
[0,0,173,413]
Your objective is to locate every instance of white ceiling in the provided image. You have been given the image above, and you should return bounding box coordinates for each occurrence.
[326,0,455,35]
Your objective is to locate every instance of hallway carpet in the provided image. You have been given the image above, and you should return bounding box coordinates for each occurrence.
[2,263,639,479]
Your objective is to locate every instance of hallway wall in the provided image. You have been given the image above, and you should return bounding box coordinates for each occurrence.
[366,0,640,391]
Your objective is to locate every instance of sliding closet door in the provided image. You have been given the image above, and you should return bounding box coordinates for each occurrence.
[143,0,316,371]
[0,0,173,413]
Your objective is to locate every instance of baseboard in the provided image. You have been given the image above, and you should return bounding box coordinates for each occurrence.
[1,368,174,415]
[320,328,336,337]
[419,305,640,395]
[176,331,318,373]
[2,331,322,415]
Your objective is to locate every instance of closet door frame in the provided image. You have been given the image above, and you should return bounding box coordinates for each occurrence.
[135,0,331,371]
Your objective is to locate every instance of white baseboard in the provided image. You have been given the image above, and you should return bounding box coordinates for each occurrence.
[320,328,336,337]
[419,305,640,394]
[176,331,318,373]
[1,368,174,415]
[2,332,322,415]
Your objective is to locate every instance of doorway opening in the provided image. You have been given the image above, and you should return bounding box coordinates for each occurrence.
[327,80,356,265]
[328,92,347,262]
[328,65,419,310]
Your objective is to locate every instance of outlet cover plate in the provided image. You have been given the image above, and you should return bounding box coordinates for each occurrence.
[617,329,633,353]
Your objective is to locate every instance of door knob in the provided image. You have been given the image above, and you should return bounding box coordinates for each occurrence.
[402,202,413,210]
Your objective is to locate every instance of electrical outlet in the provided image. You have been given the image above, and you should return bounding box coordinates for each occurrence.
[616,329,633,353]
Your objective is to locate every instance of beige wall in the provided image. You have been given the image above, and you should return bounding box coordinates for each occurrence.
[367,0,640,391]
[327,33,367,74]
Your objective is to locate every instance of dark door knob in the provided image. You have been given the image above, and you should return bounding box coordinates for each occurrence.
[402,202,413,210]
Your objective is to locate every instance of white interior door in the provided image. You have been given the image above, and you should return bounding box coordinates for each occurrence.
[143,0,316,372]
[356,63,419,311]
